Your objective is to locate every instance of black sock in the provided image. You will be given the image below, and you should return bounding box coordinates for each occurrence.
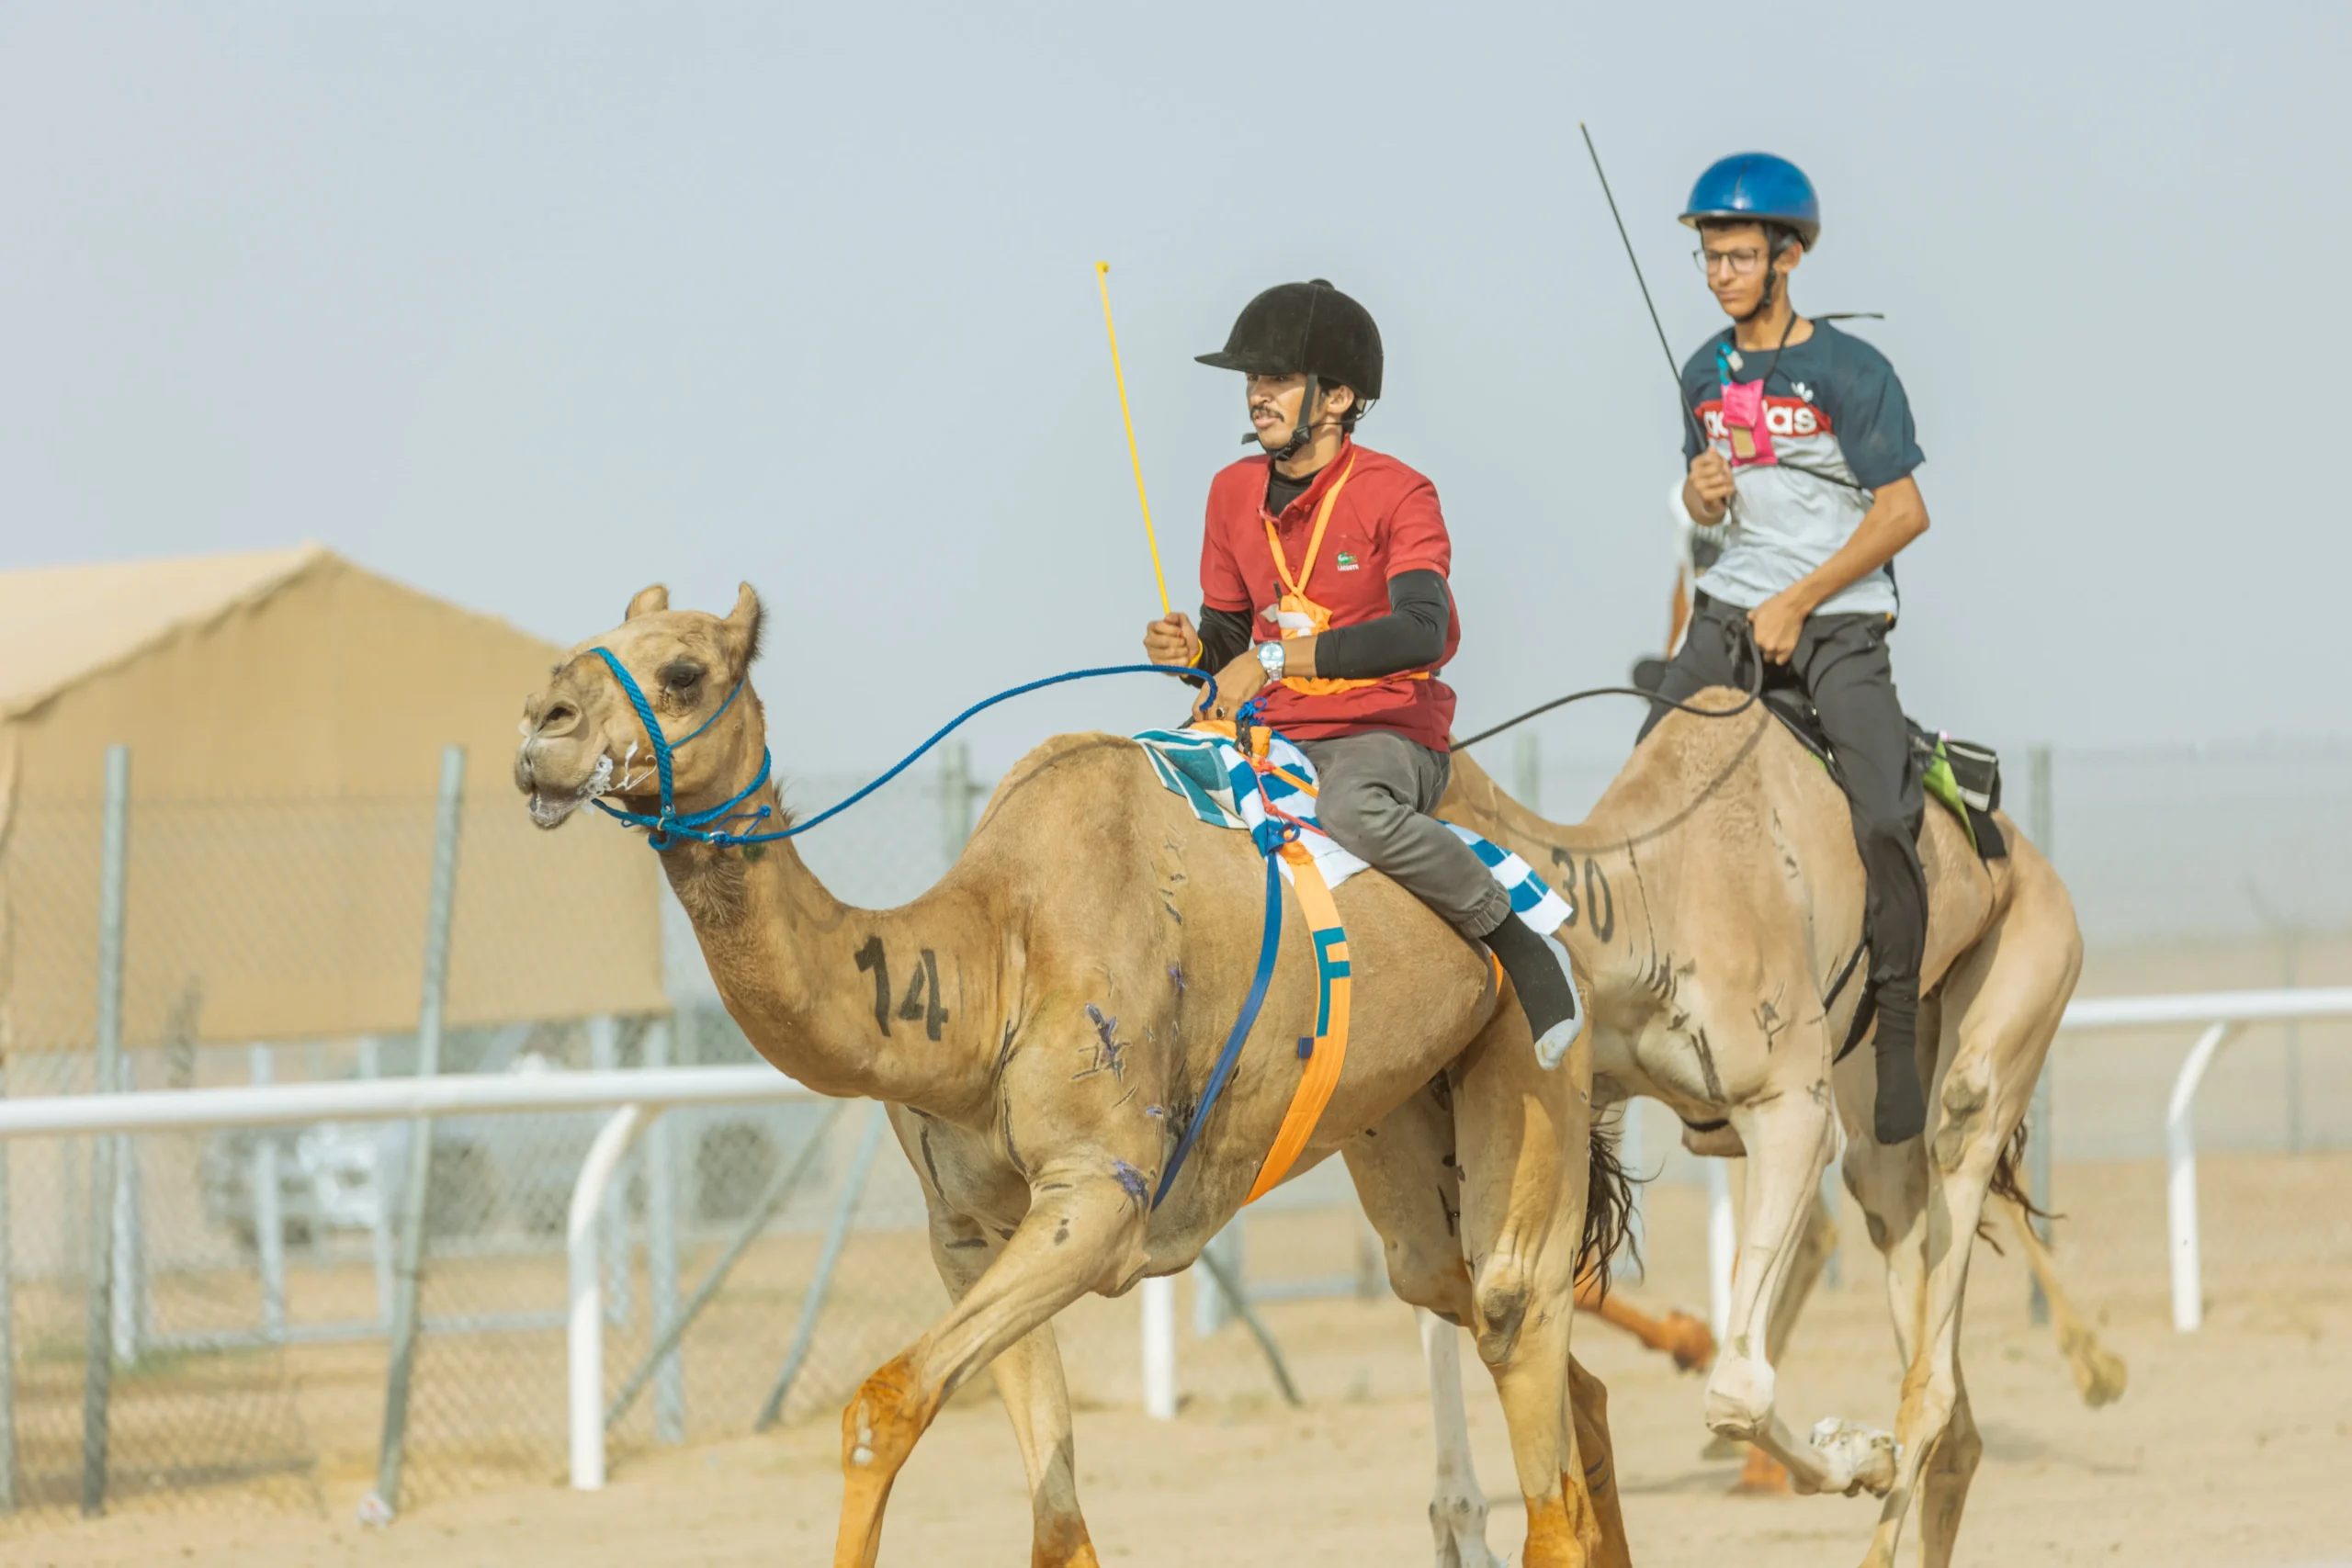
[1871,987,1925,1144]
[1483,916,1578,1052]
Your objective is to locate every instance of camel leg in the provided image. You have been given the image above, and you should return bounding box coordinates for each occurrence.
[1451,1021,1597,1568]
[1566,1355,1632,1568]
[921,1204,1098,1568]
[834,1158,1149,1568]
[1916,1329,1982,1568]
[1350,1082,1505,1568]
[1997,1191,2127,1407]
[1730,1186,1840,1495]
[1702,1086,1888,1497]
[1419,1308,1505,1568]
[1851,889,2073,1568]
[1577,1273,1713,1371]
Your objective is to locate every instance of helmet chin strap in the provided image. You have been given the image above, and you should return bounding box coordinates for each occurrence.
[1274,372,1320,461]
[1238,372,1331,460]
[1736,231,1798,325]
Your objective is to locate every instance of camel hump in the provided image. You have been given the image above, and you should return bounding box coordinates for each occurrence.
[958,730,1184,858]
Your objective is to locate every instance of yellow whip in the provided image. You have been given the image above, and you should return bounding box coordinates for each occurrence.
[1094,262,1172,618]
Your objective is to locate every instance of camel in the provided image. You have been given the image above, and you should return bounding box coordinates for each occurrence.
[1409,694,2084,1568]
[514,584,1633,1568]
[1697,1179,2127,1496]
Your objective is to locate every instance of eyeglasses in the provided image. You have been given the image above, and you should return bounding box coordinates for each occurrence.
[1693,245,1767,277]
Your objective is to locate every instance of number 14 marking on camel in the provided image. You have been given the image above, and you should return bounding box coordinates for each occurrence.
[854,937,950,1042]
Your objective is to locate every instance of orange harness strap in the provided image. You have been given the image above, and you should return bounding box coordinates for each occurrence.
[1176,722,1355,1202]
[1244,838,1352,1203]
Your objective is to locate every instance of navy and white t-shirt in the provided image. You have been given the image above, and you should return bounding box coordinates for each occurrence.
[1679,319,1925,617]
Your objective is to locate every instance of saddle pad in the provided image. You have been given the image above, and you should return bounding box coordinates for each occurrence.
[1132,727,1574,938]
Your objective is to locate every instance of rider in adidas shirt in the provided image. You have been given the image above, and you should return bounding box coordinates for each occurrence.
[1640,154,1936,1145]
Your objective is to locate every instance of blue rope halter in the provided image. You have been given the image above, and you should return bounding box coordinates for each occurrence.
[584,641,1278,1210]
[584,648,1220,852]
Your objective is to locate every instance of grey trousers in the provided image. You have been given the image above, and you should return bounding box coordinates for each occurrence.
[1296,730,1514,940]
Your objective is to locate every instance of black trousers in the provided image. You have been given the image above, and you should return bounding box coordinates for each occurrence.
[1640,595,1928,1022]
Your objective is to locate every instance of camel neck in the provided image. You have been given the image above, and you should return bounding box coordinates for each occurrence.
[657,791,995,1114]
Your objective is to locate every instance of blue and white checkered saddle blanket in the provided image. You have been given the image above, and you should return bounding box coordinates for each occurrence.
[1131,727,1573,937]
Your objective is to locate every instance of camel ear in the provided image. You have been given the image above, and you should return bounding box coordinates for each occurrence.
[725,582,765,669]
[626,584,670,620]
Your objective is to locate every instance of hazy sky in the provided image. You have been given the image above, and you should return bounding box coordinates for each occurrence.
[4,2,2345,773]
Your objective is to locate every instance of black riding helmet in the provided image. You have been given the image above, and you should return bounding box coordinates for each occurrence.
[1196,279,1383,458]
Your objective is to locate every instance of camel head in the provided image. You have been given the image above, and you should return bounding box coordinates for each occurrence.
[515,582,767,831]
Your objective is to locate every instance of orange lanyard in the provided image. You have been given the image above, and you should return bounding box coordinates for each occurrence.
[1261,455,1356,607]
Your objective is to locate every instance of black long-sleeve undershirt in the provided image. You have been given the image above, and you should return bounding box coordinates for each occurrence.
[1190,570,1451,683]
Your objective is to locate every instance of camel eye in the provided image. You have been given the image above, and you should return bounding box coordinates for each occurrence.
[662,660,705,694]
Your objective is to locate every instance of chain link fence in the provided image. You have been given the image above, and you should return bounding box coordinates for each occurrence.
[0,736,2345,1529]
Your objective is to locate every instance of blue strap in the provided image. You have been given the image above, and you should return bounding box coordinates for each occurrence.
[1153,840,1283,1210]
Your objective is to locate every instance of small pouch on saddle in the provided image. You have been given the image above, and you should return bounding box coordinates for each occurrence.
[1911,727,2008,862]
[1940,739,2002,814]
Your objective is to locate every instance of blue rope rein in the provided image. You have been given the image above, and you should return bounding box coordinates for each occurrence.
[587,651,1220,850]
[584,643,1276,1208]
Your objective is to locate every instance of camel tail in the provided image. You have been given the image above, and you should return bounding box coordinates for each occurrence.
[1980,1118,2053,1252]
[1578,1117,1638,1298]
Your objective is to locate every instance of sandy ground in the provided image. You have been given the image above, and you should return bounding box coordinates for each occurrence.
[6,1152,2349,1568]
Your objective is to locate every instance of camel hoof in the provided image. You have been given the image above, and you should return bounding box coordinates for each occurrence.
[1428,1493,1502,1568]
[1729,1445,1792,1496]
[2075,1347,2129,1408]
[1808,1417,1898,1497]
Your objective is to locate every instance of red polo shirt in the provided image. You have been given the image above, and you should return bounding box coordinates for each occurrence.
[1198,441,1459,750]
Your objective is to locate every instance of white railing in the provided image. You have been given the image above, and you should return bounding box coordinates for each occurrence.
[8,984,2344,1504]
[2060,987,2352,1331]
[1697,987,2352,1339]
[0,1065,823,1495]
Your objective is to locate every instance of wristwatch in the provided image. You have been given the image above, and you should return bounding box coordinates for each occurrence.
[1255,641,1286,681]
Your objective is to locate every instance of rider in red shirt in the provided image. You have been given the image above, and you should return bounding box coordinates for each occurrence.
[1141,279,1577,1059]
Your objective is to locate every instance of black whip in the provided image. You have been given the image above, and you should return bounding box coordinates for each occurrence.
[1581,122,1705,454]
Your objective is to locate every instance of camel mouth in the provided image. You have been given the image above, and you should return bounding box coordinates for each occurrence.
[526,752,614,829]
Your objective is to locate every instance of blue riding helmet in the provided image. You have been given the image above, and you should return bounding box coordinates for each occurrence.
[1680,153,1820,249]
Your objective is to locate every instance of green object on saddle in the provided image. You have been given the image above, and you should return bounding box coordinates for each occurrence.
[1760,694,2006,861]
[1921,742,1976,852]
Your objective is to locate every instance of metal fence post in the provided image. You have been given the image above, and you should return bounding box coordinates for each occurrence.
[641,1019,684,1444]
[1512,732,1541,816]
[82,743,130,1517]
[588,1016,631,1329]
[250,1045,287,1341]
[1193,1222,1242,1337]
[2026,744,2055,1325]
[371,746,466,1520]
[358,1036,394,1329]
[610,1101,846,1436]
[754,1102,888,1430]
[109,1055,146,1366]
[940,740,980,864]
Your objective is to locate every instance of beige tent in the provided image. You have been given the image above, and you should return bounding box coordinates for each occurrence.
[0,545,667,1053]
